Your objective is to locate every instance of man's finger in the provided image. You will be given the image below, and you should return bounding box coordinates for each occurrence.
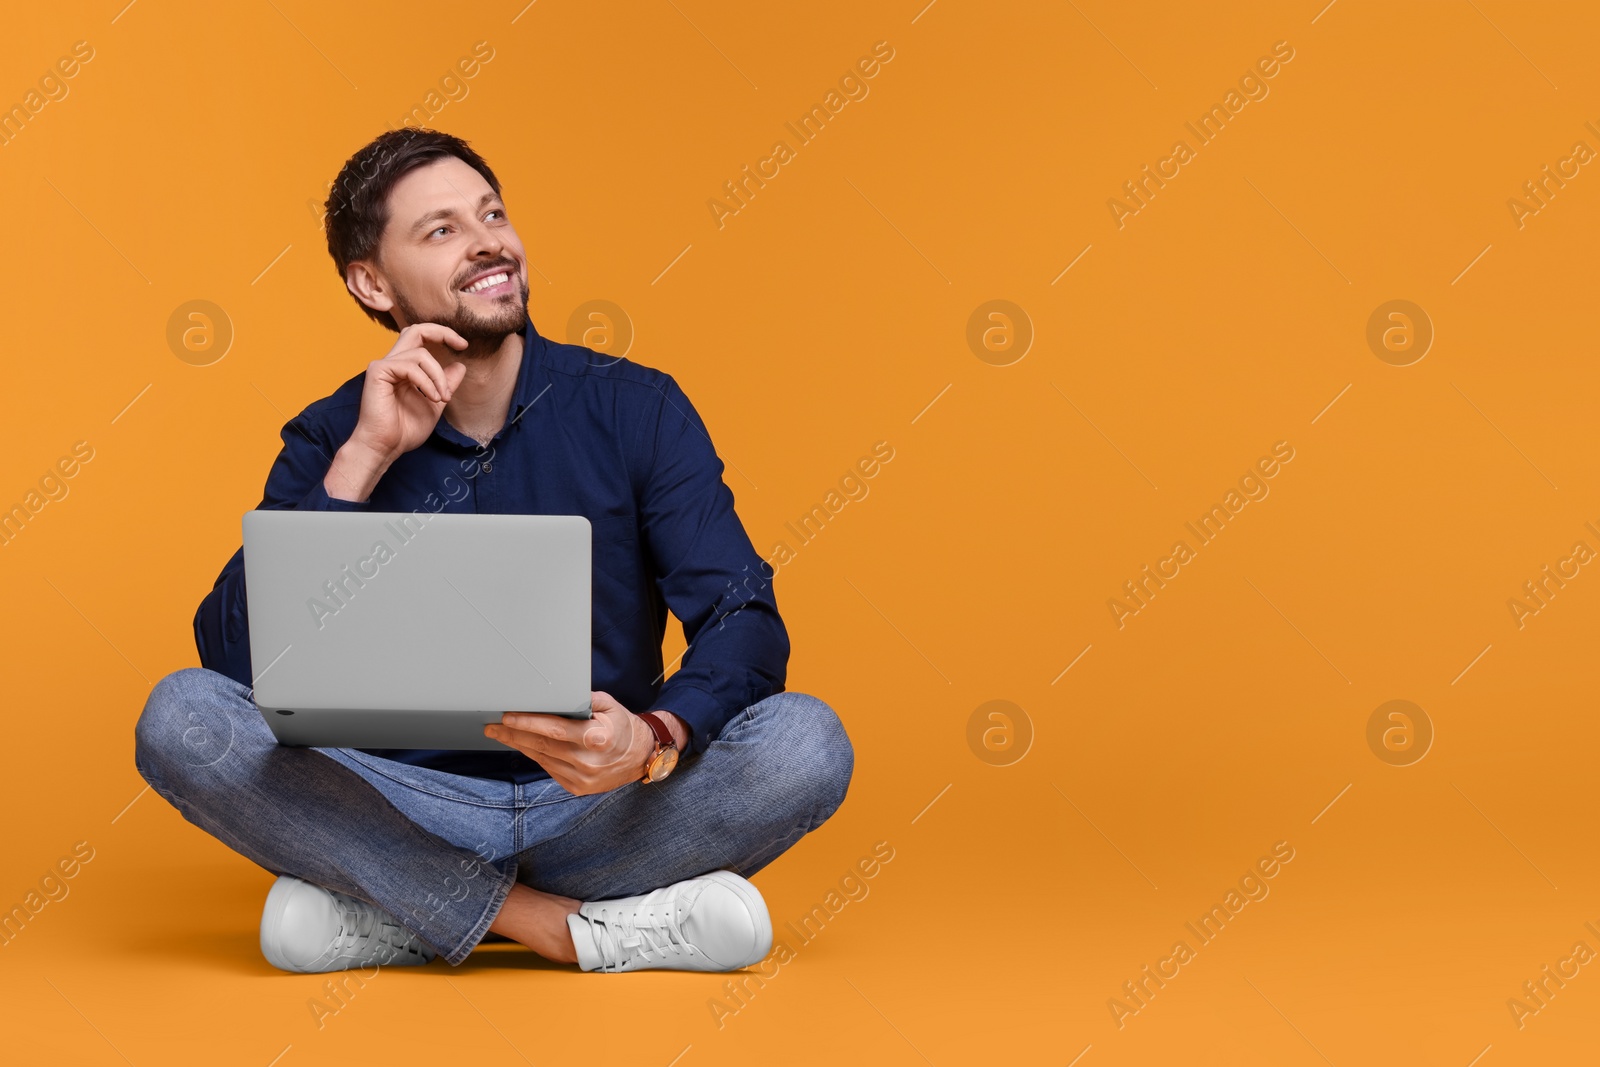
[403,322,470,350]
[490,721,616,764]
[444,360,468,392]
[405,350,451,402]
[402,363,443,403]
[484,724,553,759]
[503,737,587,782]
[499,711,595,743]
[487,722,555,751]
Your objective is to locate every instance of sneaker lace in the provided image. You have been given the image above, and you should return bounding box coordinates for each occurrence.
[589,897,697,972]
[321,893,428,967]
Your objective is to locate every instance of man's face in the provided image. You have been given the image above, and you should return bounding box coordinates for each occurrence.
[352,156,530,346]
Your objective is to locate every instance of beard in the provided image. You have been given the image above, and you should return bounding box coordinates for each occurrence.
[393,272,530,353]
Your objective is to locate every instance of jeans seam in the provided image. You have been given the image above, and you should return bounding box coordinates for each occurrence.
[445,857,519,966]
[512,780,639,868]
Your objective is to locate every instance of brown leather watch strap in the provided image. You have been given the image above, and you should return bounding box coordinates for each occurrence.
[639,712,676,749]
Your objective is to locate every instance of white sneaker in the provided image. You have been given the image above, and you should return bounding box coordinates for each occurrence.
[566,870,773,973]
[260,875,437,974]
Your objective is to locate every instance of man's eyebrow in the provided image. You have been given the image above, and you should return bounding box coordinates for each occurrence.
[408,191,503,236]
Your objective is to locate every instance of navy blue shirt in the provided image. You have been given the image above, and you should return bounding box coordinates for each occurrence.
[194,318,789,783]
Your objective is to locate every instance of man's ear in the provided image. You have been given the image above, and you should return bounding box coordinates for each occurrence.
[346,261,395,316]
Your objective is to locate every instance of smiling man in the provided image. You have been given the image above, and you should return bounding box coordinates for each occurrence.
[133,129,854,975]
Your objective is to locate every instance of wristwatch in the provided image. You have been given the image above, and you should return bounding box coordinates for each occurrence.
[638,712,680,783]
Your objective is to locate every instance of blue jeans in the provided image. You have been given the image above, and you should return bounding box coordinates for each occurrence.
[133,668,853,966]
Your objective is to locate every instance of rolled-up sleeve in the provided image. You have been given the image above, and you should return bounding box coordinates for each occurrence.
[639,376,789,754]
[194,411,368,687]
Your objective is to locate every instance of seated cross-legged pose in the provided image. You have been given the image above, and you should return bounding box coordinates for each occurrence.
[134,129,853,975]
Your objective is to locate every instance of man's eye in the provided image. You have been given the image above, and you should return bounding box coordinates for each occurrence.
[486,210,504,221]
[430,226,450,238]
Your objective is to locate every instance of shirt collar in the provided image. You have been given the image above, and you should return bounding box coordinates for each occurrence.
[508,315,549,421]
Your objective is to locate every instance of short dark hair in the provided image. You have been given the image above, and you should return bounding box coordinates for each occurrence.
[323,128,502,333]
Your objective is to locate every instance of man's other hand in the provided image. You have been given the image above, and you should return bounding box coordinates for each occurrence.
[484,692,685,796]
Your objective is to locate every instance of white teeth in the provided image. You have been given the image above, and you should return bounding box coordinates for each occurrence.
[465,272,509,293]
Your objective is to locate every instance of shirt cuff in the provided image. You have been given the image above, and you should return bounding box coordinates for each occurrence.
[299,476,373,511]
[645,684,724,757]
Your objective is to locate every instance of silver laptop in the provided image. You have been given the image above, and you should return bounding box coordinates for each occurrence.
[241,511,592,750]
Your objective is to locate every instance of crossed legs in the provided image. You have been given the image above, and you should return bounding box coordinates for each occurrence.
[134,667,854,966]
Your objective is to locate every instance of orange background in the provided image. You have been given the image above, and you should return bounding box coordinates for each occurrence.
[2,1,1598,1063]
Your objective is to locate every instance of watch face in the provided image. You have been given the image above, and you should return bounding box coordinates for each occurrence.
[649,746,679,781]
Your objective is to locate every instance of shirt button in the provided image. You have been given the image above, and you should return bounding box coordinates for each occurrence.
[481,462,492,473]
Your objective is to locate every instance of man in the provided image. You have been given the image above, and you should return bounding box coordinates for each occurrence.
[133,129,853,975]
